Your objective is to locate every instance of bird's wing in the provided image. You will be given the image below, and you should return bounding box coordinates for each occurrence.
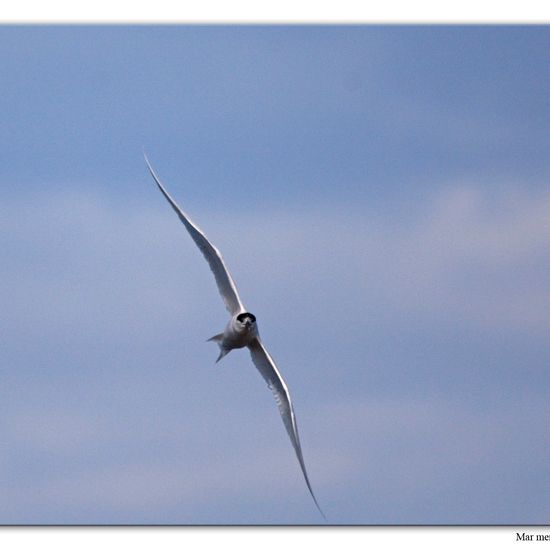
[248,337,325,520]
[144,153,245,316]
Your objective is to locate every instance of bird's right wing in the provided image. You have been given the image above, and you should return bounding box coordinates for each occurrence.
[248,337,326,520]
[144,153,245,316]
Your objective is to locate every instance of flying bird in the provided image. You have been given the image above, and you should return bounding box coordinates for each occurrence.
[144,153,325,520]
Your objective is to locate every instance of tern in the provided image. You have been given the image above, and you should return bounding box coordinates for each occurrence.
[144,153,325,520]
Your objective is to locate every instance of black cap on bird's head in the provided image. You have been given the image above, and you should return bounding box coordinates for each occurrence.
[237,312,256,326]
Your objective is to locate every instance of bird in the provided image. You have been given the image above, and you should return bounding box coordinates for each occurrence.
[144,153,325,520]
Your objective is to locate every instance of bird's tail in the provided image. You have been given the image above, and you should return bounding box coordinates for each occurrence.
[207,333,229,363]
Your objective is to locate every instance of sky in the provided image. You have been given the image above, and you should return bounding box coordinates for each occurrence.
[1,25,550,525]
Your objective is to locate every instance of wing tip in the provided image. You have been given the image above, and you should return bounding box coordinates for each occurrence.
[142,149,157,179]
[312,493,328,522]
[142,151,173,202]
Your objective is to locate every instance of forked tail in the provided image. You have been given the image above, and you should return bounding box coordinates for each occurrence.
[207,333,229,363]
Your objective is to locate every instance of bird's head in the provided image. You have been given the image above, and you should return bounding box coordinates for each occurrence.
[236,312,256,329]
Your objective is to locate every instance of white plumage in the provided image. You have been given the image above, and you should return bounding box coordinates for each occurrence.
[144,153,325,520]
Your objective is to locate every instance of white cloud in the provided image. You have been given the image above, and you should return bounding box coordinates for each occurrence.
[379,184,550,331]
[4,182,550,337]
[2,183,550,523]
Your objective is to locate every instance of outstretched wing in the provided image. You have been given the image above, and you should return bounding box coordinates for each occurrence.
[248,337,326,520]
[144,153,245,316]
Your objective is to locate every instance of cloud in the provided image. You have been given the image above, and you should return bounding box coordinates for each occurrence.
[4,181,550,338]
[312,392,550,523]
[2,182,550,523]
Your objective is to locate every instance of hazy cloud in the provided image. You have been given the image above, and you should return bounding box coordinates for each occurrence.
[2,181,550,523]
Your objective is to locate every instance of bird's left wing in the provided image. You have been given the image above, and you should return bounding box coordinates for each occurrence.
[247,337,325,520]
[144,153,245,316]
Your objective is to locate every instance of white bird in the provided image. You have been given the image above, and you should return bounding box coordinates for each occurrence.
[144,153,325,520]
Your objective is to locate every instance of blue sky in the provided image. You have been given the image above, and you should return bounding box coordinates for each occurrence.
[1,25,550,524]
